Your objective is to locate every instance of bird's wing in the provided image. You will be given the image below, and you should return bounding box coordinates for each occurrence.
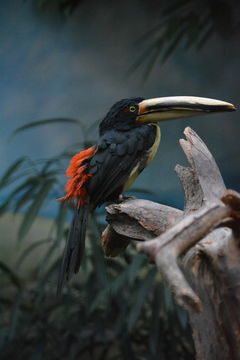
[86,126,156,206]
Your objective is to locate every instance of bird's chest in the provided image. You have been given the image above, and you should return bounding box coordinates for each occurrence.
[123,124,161,190]
[146,124,161,165]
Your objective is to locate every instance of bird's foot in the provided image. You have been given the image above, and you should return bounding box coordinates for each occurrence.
[117,194,136,203]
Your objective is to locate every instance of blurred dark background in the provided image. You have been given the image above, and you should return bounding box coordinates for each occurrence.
[0,0,239,359]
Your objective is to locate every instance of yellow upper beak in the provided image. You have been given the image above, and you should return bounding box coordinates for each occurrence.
[137,96,236,123]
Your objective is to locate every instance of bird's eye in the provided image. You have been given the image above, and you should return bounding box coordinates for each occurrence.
[129,105,136,112]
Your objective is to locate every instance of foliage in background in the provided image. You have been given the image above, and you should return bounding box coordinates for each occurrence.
[0,119,194,359]
[1,0,238,357]
[36,0,240,76]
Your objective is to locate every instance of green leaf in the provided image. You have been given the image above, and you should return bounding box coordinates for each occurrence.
[128,268,156,331]
[38,256,62,288]
[13,184,36,213]
[176,306,189,329]
[197,25,214,49]
[88,215,108,286]
[110,269,128,295]
[161,23,187,63]
[6,177,39,208]
[149,285,161,356]
[0,260,22,289]
[0,177,38,216]
[89,287,109,313]
[104,258,126,273]
[163,284,173,310]
[89,265,128,314]
[18,178,55,239]
[0,201,10,216]
[7,294,21,341]
[0,158,26,189]
[16,238,52,269]
[127,254,145,285]
[127,38,161,75]
[38,203,68,275]
[13,118,84,136]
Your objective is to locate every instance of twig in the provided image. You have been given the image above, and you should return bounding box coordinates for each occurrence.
[137,202,231,311]
[102,200,182,256]
[180,127,226,204]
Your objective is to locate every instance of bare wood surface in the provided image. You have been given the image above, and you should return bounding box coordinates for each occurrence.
[179,127,226,204]
[183,226,240,360]
[137,202,231,311]
[102,200,182,256]
[102,126,240,359]
[106,199,182,238]
[175,165,203,215]
[104,128,235,310]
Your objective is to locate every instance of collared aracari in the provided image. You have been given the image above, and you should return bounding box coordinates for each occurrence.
[57,96,236,293]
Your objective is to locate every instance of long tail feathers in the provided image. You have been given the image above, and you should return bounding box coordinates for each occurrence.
[57,201,89,296]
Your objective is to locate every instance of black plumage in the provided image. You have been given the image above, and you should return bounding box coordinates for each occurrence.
[87,124,156,207]
[57,95,236,294]
[57,97,158,294]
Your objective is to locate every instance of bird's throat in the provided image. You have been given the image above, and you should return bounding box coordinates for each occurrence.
[146,124,161,166]
[123,124,161,191]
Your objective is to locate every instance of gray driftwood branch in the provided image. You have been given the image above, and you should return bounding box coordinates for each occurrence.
[102,127,240,359]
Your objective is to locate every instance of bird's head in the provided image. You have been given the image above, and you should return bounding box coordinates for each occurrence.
[100,96,236,134]
[99,97,144,134]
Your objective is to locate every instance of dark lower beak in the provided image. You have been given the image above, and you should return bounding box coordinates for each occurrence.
[137,96,236,123]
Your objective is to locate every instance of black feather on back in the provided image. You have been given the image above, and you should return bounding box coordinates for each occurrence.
[86,124,156,207]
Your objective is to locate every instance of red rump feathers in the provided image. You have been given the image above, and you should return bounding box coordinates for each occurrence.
[59,147,96,207]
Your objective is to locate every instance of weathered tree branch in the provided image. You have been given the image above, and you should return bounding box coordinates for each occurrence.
[179,127,226,204]
[102,127,237,310]
[101,200,182,256]
[136,202,231,311]
[102,126,240,359]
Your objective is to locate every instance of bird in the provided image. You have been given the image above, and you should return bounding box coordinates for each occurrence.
[57,96,236,294]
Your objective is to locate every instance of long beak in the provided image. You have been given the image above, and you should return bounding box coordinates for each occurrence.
[137,96,236,123]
